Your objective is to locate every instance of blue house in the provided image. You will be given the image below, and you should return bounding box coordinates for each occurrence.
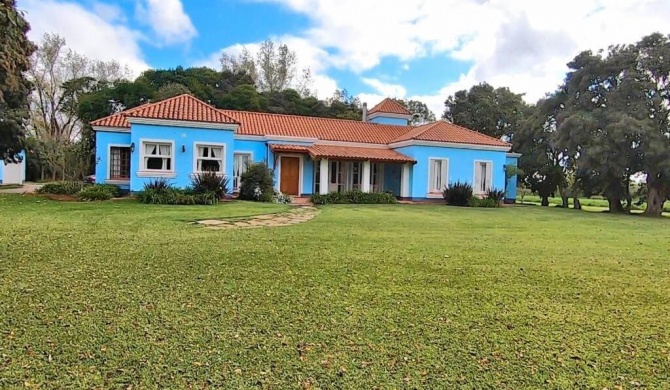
[91,94,519,201]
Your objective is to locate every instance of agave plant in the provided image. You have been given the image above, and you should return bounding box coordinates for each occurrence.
[442,181,474,206]
[485,188,506,205]
[190,171,230,199]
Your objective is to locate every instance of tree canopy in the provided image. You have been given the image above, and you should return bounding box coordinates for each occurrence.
[0,0,36,162]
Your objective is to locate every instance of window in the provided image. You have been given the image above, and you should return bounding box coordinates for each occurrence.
[474,161,492,193]
[314,162,321,194]
[351,162,362,190]
[195,144,224,173]
[109,146,130,180]
[143,142,172,171]
[330,161,339,184]
[371,163,384,193]
[233,153,251,190]
[429,158,449,192]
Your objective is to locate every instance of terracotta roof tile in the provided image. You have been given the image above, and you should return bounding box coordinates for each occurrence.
[368,98,411,116]
[90,112,130,128]
[269,144,311,153]
[126,94,238,124]
[308,145,415,163]
[391,120,510,147]
[220,110,408,144]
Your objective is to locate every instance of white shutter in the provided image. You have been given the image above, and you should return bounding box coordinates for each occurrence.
[474,162,482,192]
[428,160,436,191]
[486,162,493,191]
[441,160,449,190]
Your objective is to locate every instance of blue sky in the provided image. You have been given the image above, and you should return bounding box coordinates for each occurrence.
[20,0,670,114]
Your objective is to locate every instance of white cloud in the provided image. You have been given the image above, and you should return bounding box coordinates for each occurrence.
[21,0,149,75]
[135,0,197,45]
[362,78,407,98]
[257,0,670,106]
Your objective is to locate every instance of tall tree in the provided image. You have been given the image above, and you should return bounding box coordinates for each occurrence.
[325,89,362,121]
[444,82,528,139]
[27,33,130,179]
[393,99,436,125]
[0,0,36,162]
[154,82,191,101]
[220,39,313,97]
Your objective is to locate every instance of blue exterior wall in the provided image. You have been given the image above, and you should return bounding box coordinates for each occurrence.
[95,131,132,190]
[394,145,508,199]
[505,156,519,201]
[130,124,235,192]
[369,116,408,126]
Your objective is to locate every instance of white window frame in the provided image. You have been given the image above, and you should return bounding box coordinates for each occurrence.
[428,158,449,196]
[106,143,131,184]
[137,139,176,178]
[473,160,493,195]
[232,152,253,191]
[193,142,226,175]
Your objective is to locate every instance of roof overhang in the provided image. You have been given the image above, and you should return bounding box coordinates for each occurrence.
[127,117,239,131]
[367,112,411,121]
[388,139,511,152]
[92,126,130,133]
[506,152,522,158]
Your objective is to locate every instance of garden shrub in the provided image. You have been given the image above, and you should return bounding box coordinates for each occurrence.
[37,181,85,196]
[273,191,293,204]
[310,190,397,205]
[77,185,114,201]
[238,163,274,202]
[136,187,219,205]
[442,181,474,206]
[143,178,172,192]
[190,172,230,199]
[468,197,498,208]
[486,188,506,204]
[95,184,122,198]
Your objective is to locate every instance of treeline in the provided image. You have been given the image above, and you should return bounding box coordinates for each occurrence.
[444,33,670,217]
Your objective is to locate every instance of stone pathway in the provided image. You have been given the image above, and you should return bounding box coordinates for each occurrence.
[194,205,319,230]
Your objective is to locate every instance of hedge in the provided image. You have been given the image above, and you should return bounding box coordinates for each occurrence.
[310,190,397,205]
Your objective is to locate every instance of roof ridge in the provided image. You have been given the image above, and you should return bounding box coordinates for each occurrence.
[391,120,442,142]
[368,98,412,115]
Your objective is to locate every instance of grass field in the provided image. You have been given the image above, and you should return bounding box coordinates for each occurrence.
[1,195,669,388]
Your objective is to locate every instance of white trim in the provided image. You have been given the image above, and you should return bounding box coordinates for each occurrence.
[389,139,511,152]
[427,157,449,195]
[361,161,371,193]
[136,171,177,178]
[192,142,227,175]
[506,152,522,158]
[367,112,411,121]
[127,117,239,131]
[232,151,254,191]
[138,138,175,176]
[277,153,304,195]
[315,140,388,149]
[473,160,494,194]
[93,126,130,133]
[401,163,411,197]
[106,143,131,182]
[319,158,329,195]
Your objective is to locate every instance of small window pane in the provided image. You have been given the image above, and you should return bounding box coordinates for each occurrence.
[201,160,220,172]
[147,157,164,170]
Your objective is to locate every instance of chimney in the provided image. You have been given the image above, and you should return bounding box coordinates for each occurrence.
[362,102,368,122]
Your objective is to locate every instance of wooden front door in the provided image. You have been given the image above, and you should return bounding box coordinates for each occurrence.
[280,156,300,195]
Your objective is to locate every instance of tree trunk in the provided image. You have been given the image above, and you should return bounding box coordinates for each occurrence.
[573,196,582,210]
[558,185,569,208]
[541,196,549,206]
[644,183,665,217]
[607,198,625,213]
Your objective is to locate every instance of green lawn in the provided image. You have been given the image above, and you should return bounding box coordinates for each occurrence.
[1,195,669,388]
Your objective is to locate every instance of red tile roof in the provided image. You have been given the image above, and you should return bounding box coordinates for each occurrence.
[368,98,411,116]
[220,109,409,144]
[391,120,511,147]
[90,95,509,149]
[126,94,238,124]
[308,145,415,163]
[269,144,311,153]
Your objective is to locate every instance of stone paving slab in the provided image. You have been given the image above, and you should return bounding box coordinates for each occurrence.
[193,206,319,230]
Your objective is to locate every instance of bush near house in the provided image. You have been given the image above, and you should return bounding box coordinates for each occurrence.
[310,190,397,205]
[37,181,86,196]
[190,172,230,200]
[238,163,275,202]
[136,178,219,205]
[38,182,121,201]
[442,181,474,206]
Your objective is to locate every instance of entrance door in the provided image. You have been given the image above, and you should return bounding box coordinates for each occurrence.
[280,156,300,195]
